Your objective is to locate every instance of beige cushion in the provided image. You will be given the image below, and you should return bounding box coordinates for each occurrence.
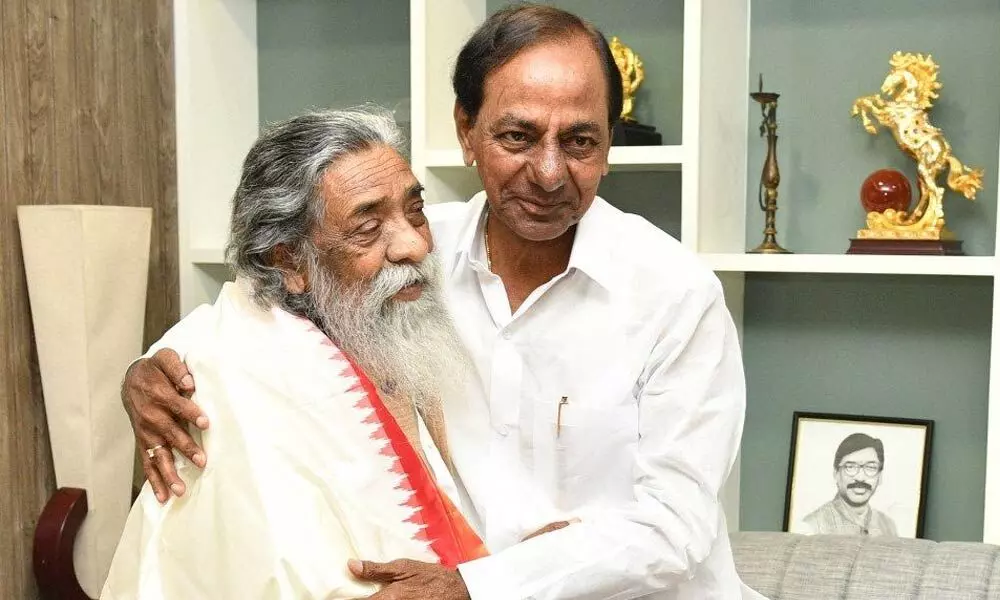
[731,532,1000,599]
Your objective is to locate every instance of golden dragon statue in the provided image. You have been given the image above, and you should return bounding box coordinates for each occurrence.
[850,51,984,240]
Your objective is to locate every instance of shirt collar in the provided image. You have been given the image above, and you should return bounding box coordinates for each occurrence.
[450,191,618,291]
[450,191,490,278]
[566,196,617,291]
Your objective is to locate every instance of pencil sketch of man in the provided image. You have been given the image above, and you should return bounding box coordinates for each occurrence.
[800,432,898,537]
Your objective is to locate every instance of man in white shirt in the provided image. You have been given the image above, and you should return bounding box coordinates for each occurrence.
[122,4,759,598]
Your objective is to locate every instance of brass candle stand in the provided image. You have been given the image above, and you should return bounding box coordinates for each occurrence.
[749,75,791,254]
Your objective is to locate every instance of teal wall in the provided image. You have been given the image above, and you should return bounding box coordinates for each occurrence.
[602,171,682,239]
[746,0,1000,255]
[740,274,992,541]
[257,0,410,130]
[739,0,1000,542]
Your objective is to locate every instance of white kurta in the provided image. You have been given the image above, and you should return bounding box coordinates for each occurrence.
[144,193,762,599]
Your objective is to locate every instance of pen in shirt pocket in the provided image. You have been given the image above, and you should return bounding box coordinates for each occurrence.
[556,396,569,438]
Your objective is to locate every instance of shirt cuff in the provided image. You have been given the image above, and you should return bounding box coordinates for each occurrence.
[458,555,519,600]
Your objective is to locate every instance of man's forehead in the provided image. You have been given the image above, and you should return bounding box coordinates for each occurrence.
[500,35,601,78]
[322,147,418,205]
[840,447,879,463]
[481,36,607,112]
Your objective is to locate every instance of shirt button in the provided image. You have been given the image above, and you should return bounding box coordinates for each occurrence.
[496,425,510,436]
[502,330,512,340]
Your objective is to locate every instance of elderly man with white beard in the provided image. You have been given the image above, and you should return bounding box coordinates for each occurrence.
[101,108,487,600]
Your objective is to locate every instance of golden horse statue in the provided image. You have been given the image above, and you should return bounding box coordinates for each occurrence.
[850,52,983,240]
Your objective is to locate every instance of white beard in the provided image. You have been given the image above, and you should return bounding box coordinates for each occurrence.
[303,252,472,413]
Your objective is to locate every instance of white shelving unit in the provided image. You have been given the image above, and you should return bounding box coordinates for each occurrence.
[189,246,227,266]
[174,0,999,542]
[703,253,996,277]
[173,0,257,313]
[985,150,1000,544]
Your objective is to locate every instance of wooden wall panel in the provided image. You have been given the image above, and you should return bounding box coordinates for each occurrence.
[0,1,177,598]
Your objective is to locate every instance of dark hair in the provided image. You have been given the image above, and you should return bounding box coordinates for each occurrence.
[833,433,885,470]
[452,3,623,127]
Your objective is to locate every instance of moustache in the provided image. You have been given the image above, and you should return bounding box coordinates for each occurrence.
[367,255,440,304]
[847,482,873,493]
[508,189,571,205]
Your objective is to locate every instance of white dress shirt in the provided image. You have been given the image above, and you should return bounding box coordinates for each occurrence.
[428,193,757,599]
[147,192,761,599]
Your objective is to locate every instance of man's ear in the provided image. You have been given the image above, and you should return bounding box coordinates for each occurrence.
[271,244,307,294]
[454,101,477,167]
[601,124,613,176]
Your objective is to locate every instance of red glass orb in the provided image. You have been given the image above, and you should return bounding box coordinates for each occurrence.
[860,169,912,214]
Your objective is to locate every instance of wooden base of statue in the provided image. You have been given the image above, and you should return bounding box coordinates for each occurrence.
[612,120,662,146]
[34,488,95,600]
[847,238,965,256]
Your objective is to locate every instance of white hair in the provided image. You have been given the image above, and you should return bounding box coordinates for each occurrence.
[226,106,405,313]
[303,249,473,411]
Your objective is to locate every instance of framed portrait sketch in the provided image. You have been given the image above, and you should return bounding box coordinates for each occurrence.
[783,412,933,539]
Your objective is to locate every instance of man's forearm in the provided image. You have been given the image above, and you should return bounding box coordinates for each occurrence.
[459,493,727,600]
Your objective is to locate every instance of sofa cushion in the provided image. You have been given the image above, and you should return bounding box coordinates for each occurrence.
[731,532,1000,599]
[917,542,1000,599]
[779,535,864,600]
[845,536,934,599]
[730,532,802,599]
[989,550,1000,599]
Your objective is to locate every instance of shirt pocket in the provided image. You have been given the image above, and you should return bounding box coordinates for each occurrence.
[551,402,640,508]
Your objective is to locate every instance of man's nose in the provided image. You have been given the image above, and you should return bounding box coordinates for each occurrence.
[386,221,430,264]
[528,142,568,193]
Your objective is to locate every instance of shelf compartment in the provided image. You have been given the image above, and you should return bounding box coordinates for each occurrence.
[703,253,995,277]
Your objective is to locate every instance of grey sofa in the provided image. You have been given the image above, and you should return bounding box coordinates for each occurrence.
[730,531,1000,599]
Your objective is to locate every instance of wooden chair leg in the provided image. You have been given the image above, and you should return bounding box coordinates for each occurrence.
[33,487,94,600]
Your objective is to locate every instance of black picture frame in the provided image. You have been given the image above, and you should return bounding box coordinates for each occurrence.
[782,411,933,539]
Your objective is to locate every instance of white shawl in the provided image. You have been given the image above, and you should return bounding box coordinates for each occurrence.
[101,281,485,599]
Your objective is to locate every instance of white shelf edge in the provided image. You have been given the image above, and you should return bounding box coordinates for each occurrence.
[986,275,1000,544]
[425,149,465,167]
[701,252,996,277]
[190,247,227,265]
[608,145,685,170]
[424,145,685,171]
